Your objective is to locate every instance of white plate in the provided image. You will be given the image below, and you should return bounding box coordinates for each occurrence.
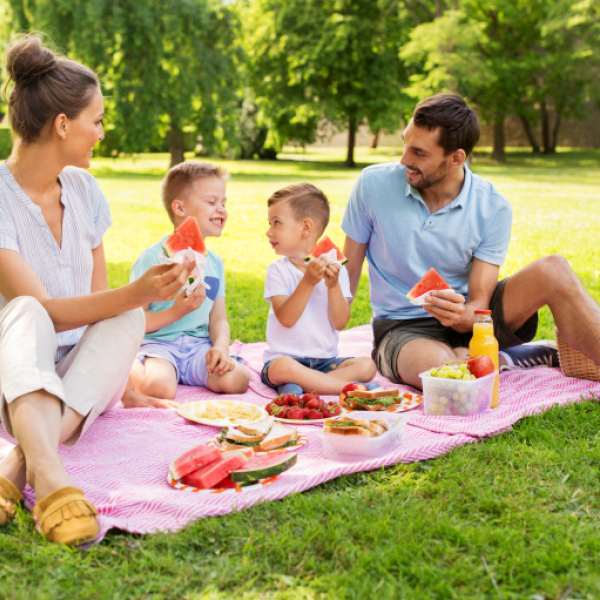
[167,471,278,494]
[177,400,268,428]
[207,433,308,454]
[343,391,423,413]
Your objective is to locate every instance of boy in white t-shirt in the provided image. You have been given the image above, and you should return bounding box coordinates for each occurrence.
[262,183,377,396]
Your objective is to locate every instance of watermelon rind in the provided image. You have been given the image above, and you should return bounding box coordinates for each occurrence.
[304,236,348,265]
[230,453,297,483]
[406,267,451,301]
[162,216,208,257]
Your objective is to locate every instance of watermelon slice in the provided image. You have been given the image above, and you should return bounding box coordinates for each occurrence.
[162,216,208,257]
[169,444,221,480]
[181,451,251,489]
[407,268,451,305]
[230,453,297,484]
[304,236,347,265]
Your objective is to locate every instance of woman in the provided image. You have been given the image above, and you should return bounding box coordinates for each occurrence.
[0,35,194,545]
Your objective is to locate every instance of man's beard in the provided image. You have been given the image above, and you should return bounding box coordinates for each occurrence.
[407,161,448,190]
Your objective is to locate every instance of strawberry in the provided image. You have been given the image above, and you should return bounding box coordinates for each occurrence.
[304,390,319,399]
[305,398,321,410]
[328,403,342,416]
[321,408,331,418]
[278,406,290,419]
[307,409,323,420]
[287,394,302,406]
[301,408,310,419]
[273,395,288,406]
[287,408,305,420]
[266,404,282,416]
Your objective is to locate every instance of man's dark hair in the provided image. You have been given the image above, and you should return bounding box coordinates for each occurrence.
[413,93,480,157]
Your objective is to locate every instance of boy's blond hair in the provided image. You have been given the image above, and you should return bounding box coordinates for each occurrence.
[267,183,330,235]
[161,161,228,223]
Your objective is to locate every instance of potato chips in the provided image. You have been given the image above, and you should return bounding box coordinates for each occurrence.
[177,400,268,427]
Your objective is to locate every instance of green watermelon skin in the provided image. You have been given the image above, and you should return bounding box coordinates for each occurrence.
[230,453,297,483]
[304,236,348,264]
[406,268,451,300]
[162,216,208,257]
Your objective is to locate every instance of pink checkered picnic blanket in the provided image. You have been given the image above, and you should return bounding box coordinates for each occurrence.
[1,325,599,541]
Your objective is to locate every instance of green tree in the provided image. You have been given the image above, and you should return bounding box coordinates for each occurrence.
[7,0,243,166]
[246,0,410,167]
[400,0,600,159]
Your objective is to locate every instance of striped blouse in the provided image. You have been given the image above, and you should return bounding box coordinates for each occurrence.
[0,163,112,361]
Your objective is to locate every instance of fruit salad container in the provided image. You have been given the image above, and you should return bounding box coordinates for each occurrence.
[419,370,497,417]
[321,411,405,462]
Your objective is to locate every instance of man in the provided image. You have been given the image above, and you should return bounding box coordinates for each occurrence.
[342,93,600,389]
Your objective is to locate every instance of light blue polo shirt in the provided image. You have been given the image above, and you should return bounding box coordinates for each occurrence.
[341,162,512,320]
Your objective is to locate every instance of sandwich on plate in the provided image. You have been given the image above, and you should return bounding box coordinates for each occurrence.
[339,389,401,411]
[218,417,298,452]
[323,416,390,437]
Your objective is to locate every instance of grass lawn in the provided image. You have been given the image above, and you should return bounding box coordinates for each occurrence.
[2,148,600,599]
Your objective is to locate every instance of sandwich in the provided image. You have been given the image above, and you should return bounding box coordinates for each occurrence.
[339,389,401,411]
[323,416,390,437]
[218,417,298,452]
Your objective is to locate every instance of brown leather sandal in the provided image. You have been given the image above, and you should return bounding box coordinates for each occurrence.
[33,486,99,546]
[0,475,23,526]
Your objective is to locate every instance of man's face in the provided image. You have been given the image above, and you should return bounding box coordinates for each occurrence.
[400,121,452,190]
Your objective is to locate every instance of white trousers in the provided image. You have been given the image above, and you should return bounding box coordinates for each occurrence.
[0,296,145,445]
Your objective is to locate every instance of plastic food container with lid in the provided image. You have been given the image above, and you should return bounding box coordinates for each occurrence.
[321,411,405,461]
[419,369,497,416]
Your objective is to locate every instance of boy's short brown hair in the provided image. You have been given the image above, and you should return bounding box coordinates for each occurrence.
[267,183,330,235]
[161,161,228,223]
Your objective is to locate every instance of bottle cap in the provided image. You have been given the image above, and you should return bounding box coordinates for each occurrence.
[474,310,492,314]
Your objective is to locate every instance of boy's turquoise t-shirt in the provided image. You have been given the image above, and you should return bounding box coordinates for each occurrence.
[130,237,226,341]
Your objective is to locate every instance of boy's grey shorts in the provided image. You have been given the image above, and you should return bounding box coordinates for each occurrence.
[372,278,538,384]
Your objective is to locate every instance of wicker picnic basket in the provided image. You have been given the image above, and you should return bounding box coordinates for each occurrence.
[555,328,600,382]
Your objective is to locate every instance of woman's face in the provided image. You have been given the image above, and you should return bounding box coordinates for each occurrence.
[63,88,105,169]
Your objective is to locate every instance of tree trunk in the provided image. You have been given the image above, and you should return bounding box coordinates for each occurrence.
[550,109,562,154]
[519,115,541,153]
[344,113,357,168]
[370,130,380,149]
[540,100,552,154]
[491,117,506,162]
[168,123,185,168]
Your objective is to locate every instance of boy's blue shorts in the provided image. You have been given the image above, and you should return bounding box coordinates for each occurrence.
[261,356,351,391]
[138,335,242,387]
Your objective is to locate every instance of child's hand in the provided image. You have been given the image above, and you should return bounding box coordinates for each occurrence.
[172,283,206,318]
[303,257,326,286]
[206,346,236,376]
[323,263,341,288]
[135,263,196,304]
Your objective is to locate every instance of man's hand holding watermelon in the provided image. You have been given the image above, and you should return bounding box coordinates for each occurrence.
[422,288,466,328]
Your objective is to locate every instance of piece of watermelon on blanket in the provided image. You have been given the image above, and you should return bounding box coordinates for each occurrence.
[407,268,452,305]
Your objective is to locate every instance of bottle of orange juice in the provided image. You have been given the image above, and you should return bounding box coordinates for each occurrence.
[469,310,499,408]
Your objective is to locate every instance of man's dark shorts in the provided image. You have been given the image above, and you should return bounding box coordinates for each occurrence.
[372,278,538,384]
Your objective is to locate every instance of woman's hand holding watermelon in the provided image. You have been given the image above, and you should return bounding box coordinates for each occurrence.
[423,289,466,327]
[134,262,196,304]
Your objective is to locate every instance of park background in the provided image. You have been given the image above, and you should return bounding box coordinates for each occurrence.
[1,1,600,599]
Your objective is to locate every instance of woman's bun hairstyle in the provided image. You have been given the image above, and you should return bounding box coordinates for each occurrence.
[3,33,100,144]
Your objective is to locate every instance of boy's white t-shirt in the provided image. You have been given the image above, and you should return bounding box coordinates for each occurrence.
[263,257,352,363]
